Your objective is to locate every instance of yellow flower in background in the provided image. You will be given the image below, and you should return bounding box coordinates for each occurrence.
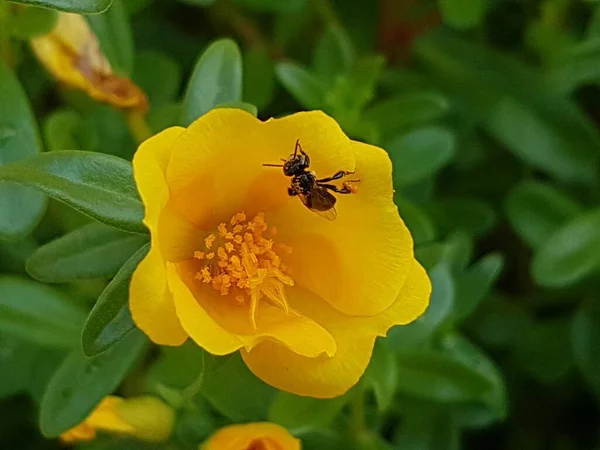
[202,422,300,450]
[30,12,148,112]
[60,396,174,443]
[130,108,431,398]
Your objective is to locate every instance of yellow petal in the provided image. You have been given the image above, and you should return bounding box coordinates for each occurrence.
[241,259,430,398]
[165,109,355,230]
[61,396,134,443]
[168,263,245,355]
[30,13,147,111]
[114,396,175,442]
[202,422,300,450]
[175,260,337,358]
[130,127,188,345]
[265,139,413,317]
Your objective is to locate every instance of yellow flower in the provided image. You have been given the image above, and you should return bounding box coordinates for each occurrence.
[130,108,431,398]
[30,12,148,112]
[201,422,300,450]
[60,396,175,443]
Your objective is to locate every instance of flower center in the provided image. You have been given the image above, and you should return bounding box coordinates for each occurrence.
[193,212,293,329]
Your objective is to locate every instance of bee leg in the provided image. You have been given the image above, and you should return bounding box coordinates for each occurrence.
[288,187,298,196]
[317,170,355,183]
[319,183,355,194]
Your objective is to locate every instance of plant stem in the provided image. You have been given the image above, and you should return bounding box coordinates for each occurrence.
[350,386,367,441]
[127,110,153,144]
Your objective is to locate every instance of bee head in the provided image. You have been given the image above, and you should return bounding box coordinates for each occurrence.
[283,153,310,176]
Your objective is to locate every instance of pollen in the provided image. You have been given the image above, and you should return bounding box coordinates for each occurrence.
[194,212,294,329]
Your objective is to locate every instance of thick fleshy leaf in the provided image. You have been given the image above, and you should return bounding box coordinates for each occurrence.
[201,354,276,422]
[0,61,47,241]
[0,334,41,399]
[454,253,504,322]
[416,30,600,182]
[532,208,600,287]
[27,223,148,283]
[572,298,600,400]
[505,180,582,249]
[268,391,350,434]
[39,330,147,437]
[438,0,488,30]
[364,341,398,411]
[10,0,112,13]
[244,48,276,110]
[82,243,149,356]
[313,26,356,79]
[388,264,454,349]
[276,62,327,110]
[0,277,86,348]
[8,5,58,39]
[43,109,99,152]
[87,0,133,75]
[133,51,182,107]
[0,151,146,234]
[387,126,456,186]
[182,39,243,125]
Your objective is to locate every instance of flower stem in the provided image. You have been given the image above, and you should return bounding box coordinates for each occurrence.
[350,386,367,441]
[127,110,153,144]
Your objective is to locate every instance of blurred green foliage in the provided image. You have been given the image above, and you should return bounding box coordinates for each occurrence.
[1,0,600,449]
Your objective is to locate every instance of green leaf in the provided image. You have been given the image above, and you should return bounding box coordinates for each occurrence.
[0,61,47,241]
[416,30,600,182]
[133,51,182,107]
[40,330,147,437]
[0,334,41,399]
[425,198,496,237]
[244,48,276,110]
[183,39,243,125]
[364,341,398,411]
[505,180,583,249]
[10,0,112,13]
[9,5,58,39]
[276,62,327,110]
[146,341,206,392]
[0,151,146,234]
[313,26,356,79]
[86,0,133,75]
[438,0,488,30]
[201,354,276,421]
[513,318,573,383]
[388,126,456,186]
[363,92,450,141]
[27,223,148,283]
[81,243,149,356]
[549,38,600,92]
[454,253,504,322]
[394,408,460,450]
[0,276,86,348]
[388,264,455,349]
[532,208,600,287]
[43,109,99,152]
[214,101,258,117]
[395,197,437,245]
[395,348,496,403]
[268,391,349,434]
[442,334,507,420]
[572,298,600,400]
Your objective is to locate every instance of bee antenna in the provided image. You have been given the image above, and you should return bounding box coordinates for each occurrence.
[263,163,284,167]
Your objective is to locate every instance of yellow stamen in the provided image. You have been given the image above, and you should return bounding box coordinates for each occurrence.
[194,212,293,329]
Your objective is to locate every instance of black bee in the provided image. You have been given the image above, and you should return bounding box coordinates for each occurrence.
[263,140,359,220]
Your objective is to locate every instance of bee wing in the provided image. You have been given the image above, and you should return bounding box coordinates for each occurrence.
[298,189,338,221]
[312,206,337,221]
